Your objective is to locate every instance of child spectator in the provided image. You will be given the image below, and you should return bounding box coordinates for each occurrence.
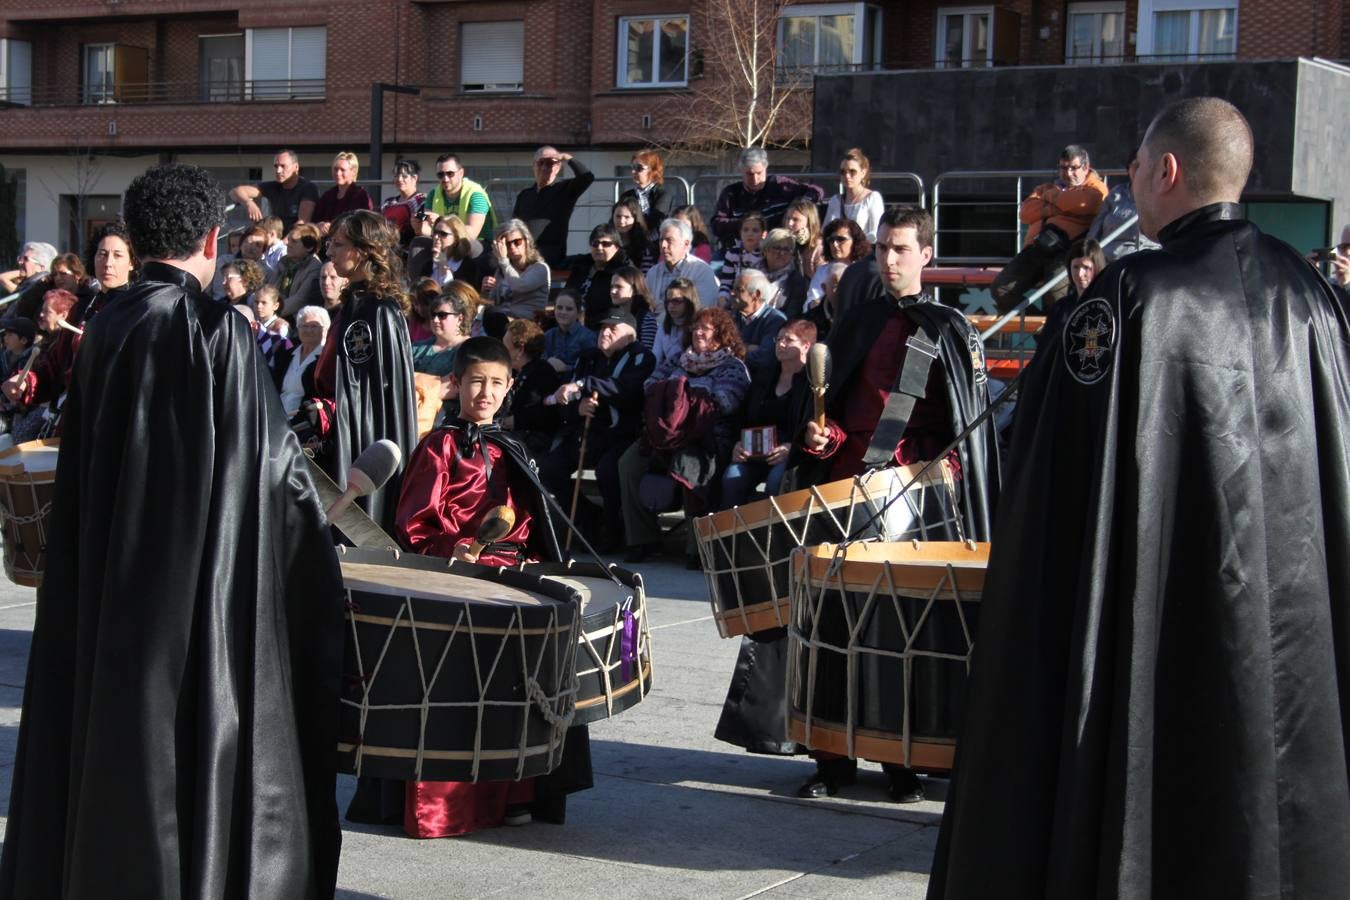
[542,289,596,373]
[718,213,766,303]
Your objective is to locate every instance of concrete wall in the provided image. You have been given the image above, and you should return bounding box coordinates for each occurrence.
[1292,58,1350,232]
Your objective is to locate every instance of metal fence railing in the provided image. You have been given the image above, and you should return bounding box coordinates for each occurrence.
[0,79,325,108]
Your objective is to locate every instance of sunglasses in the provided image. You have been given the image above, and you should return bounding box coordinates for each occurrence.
[505,237,526,248]
[827,234,852,244]
[433,310,460,320]
[537,159,562,167]
[590,239,616,248]
[631,164,649,172]
[437,170,461,179]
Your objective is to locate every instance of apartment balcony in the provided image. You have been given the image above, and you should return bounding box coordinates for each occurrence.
[0,78,325,108]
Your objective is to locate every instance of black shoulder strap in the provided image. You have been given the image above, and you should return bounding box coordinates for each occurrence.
[859,314,940,469]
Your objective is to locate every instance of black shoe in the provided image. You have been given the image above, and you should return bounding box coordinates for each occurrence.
[796,760,857,798]
[885,767,925,804]
[624,542,659,563]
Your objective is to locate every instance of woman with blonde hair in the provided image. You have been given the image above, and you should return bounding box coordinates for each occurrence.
[480,218,550,337]
[824,147,884,241]
[784,197,824,280]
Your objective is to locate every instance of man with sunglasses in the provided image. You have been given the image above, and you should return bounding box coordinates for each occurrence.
[422,152,496,242]
[990,143,1107,313]
[511,145,594,267]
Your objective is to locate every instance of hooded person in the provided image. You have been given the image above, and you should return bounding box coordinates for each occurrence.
[928,98,1350,899]
[0,163,345,898]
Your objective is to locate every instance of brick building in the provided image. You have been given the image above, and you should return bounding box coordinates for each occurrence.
[0,0,1343,253]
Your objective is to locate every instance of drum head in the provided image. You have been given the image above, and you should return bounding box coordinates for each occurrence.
[0,439,60,480]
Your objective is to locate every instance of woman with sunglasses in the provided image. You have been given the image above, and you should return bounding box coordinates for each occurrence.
[618,149,674,231]
[421,214,484,291]
[481,219,550,338]
[412,281,477,377]
[806,218,870,311]
[823,147,884,242]
[564,223,631,329]
[651,278,700,368]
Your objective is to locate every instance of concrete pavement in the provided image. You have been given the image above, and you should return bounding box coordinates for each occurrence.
[0,556,943,899]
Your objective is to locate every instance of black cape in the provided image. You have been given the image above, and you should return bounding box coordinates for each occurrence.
[929,204,1350,898]
[323,285,418,536]
[0,263,345,898]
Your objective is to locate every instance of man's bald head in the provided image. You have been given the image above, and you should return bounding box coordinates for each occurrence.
[1141,97,1253,203]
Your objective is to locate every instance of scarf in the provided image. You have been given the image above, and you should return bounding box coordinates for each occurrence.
[679,346,734,376]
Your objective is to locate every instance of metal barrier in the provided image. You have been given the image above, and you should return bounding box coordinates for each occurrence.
[932,168,1126,266]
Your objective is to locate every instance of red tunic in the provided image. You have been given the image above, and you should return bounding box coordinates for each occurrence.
[392,425,537,837]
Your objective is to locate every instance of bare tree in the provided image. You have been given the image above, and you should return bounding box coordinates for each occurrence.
[37,147,103,255]
[656,0,810,158]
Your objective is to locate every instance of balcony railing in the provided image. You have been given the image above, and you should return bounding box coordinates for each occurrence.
[774,62,881,85]
[0,78,325,109]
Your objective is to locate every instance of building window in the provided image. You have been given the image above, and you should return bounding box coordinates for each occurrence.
[82,43,149,104]
[0,39,31,106]
[461,21,525,93]
[1138,0,1237,61]
[936,7,992,68]
[617,15,688,88]
[777,3,881,79]
[245,26,326,99]
[200,34,245,102]
[1066,2,1125,63]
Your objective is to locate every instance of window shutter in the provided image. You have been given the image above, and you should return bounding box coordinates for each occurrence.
[290,27,326,81]
[248,27,290,95]
[461,21,524,91]
[3,40,31,105]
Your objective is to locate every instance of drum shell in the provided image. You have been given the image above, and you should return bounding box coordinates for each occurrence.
[337,549,581,784]
[0,439,59,588]
[695,465,961,639]
[787,542,986,771]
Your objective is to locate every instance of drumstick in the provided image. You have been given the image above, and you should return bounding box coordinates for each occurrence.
[464,505,516,563]
[807,343,831,429]
[565,391,599,553]
[326,439,404,521]
[57,319,84,336]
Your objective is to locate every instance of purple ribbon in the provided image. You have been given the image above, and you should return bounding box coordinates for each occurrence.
[620,607,637,683]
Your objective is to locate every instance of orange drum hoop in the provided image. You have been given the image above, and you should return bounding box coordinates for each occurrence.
[786,540,989,772]
[693,462,962,638]
[0,439,60,588]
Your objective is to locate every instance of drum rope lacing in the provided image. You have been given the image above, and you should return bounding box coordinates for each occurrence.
[0,501,51,526]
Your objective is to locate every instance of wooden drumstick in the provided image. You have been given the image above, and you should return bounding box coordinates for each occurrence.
[464,505,516,563]
[57,319,85,336]
[807,342,831,429]
[565,391,599,553]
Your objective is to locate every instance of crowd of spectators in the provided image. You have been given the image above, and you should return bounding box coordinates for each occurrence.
[1,139,1253,564]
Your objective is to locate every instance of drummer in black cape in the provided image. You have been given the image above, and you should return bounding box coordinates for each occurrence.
[382,335,591,838]
[307,209,419,535]
[789,205,1000,802]
[928,97,1350,898]
[0,163,345,897]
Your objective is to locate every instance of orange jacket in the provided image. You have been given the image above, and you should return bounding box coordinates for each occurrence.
[1019,170,1108,247]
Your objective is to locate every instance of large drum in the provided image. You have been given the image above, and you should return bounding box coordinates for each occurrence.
[0,439,59,587]
[525,562,653,725]
[787,540,988,772]
[336,547,582,784]
[694,462,961,638]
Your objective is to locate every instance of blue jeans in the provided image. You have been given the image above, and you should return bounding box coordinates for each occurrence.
[721,458,789,507]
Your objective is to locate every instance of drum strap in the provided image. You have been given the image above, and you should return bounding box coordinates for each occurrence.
[860,322,940,469]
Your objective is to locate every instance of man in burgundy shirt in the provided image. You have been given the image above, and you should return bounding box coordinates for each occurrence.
[799,205,1000,803]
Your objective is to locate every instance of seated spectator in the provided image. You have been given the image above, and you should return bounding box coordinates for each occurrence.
[671,205,714,263]
[253,285,294,382]
[279,305,330,416]
[652,278,700,369]
[711,147,824,252]
[229,148,319,233]
[221,259,263,306]
[718,213,767,302]
[414,214,483,290]
[619,149,675,231]
[238,224,271,275]
[0,316,37,435]
[646,217,720,311]
[760,229,809,317]
[722,318,816,506]
[785,198,824,280]
[1086,151,1160,262]
[313,151,374,238]
[808,261,849,341]
[537,310,655,552]
[824,148,885,241]
[11,249,99,322]
[619,307,751,565]
[423,153,496,241]
[481,219,551,336]
[3,289,79,440]
[612,197,654,269]
[268,223,324,317]
[0,242,57,296]
[564,223,631,329]
[807,218,871,308]
[49,253,91,298]
[543,289,596,373]
[381,158,427,247]
[991,143,1107,312]
[412,281,477,377]
[1066,238,1107,302]
[209,230,243,300]
[408,278,441,343]
[501,319,562,458]
[512,146,595,267]
[318,260,346,312]
[607,264,659,350]
[731,269,789,374]
[259,216,287,275]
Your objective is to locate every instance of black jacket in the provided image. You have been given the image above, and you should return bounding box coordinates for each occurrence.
[563,249,631,330]
[567,341,655,447]
[929,204,1350,898]
[619,184,675,232]
[0,263,344,898]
